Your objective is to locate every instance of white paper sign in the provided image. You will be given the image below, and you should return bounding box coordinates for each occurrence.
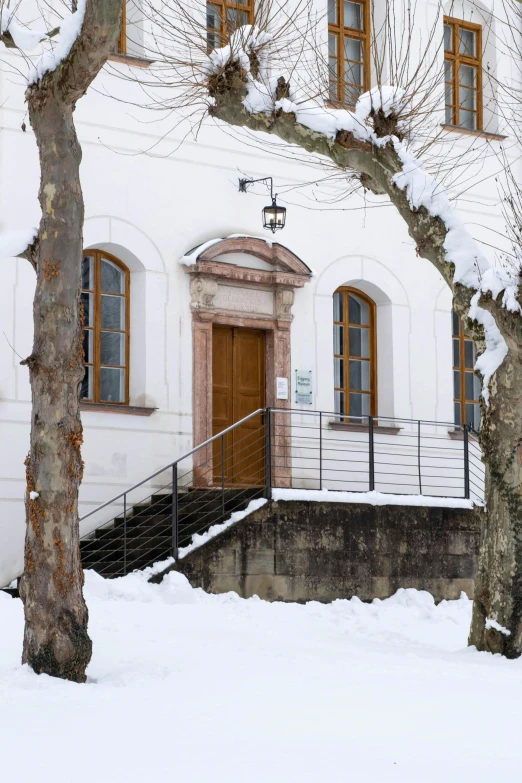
[276,377,288,400]
[295,370,313,405]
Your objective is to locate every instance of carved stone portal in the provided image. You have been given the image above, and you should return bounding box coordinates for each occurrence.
[183,237,312,485]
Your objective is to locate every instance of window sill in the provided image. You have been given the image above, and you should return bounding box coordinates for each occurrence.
[329,421,401,435]
[108,53,154,69]
[80,402,157,417]
[441,124,507,141]
[448,429,479,442]
[325,99,357,111]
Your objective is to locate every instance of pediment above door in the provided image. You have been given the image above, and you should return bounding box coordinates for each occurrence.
[181,236,312,289]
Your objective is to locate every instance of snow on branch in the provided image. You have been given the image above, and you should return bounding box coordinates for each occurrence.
[205,26,518,403]
[390,141,516,402]
[0,8,48,50]
[1,1,87,85]
[28,0,87,85]
[485,617,511,636]
[0,227,38,259]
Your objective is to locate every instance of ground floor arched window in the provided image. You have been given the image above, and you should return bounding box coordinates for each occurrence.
[81,250,130,405]
[333,287,376,420]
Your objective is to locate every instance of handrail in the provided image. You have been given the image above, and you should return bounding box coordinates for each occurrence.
[81,408,481,523]
[269,408,467,429]
[1,409,485,588]
[80,406,265,522]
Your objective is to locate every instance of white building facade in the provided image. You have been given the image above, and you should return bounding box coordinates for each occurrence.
[0,0,514,585]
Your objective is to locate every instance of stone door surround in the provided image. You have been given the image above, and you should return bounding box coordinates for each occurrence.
[184,236,312,483]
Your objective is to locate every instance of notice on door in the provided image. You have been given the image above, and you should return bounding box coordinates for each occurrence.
[276,377,288,400]
[295,370,313,405]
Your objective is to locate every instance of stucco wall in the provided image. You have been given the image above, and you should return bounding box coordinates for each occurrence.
[171,501,481,602]
[0,0,513,585]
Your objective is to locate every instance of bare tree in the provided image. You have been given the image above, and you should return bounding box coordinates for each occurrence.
[1,0,122,681]
[133,0,522,656]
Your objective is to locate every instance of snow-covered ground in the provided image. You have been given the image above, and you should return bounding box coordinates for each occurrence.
[1,569,521,782]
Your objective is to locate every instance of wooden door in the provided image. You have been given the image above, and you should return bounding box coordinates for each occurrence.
[212,326,266,486]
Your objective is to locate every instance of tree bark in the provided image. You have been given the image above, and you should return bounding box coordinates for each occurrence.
[207,64,522,655]
[468,319,522,657]
[18,0,122,682]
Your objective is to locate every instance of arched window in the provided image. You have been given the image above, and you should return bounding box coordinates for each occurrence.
[333,287,376,420]
[81,251,130,405]
[452,310,480,428]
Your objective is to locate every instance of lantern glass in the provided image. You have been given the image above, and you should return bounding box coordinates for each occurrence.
[263,199,286,233]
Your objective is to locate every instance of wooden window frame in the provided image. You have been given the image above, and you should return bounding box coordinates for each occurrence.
[81,250,130,406]
[328,0,371,106]
[452,311,480,428]
[444,16,483,131]
[334,286,377,419]
[116,0,127,55]
[206,0,254,50]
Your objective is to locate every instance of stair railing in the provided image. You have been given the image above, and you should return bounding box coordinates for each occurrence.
[79,407,269,576]
[2,409,484,587]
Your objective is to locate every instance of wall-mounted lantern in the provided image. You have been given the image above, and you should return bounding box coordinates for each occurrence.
[238,177,287,233]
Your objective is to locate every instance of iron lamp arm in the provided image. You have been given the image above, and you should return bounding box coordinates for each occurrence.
[238,176,275,200]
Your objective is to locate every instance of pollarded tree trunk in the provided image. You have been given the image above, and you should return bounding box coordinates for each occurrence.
[17,0,123,682]
[20,96,90,681]
[205,60,522,654]
[468,320,522,656]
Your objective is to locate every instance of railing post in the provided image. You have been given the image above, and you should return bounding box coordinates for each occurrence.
[417,420,422,495]
[368,415,375,492]
[464,425,470,499]
[123,493,127,576]
[172,463,179,559]
[319,410,323,491]
[221,434,225,518]
[265,407,272,501]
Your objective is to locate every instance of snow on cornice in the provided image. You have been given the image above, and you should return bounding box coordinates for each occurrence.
[179,233,314,276]
[180,234,284,265]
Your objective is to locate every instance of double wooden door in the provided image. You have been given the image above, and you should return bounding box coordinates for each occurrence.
[212,326,266,486]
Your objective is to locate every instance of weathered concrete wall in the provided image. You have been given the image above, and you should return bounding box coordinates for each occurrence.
[163,500,481,602]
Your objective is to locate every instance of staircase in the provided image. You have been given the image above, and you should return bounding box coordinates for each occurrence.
[80,487,263,578]
[2,407,483,591]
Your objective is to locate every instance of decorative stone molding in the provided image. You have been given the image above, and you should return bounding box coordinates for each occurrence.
[189,276,217,311]
[275,288,295,322]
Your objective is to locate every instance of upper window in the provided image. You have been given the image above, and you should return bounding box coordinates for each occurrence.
[444,17,482,131]
[334,287,376,421]
[81,251,130,405]
[115,0,127,55]
[328,0,370,105]
[207,0,254,51]
[452,310,480,429]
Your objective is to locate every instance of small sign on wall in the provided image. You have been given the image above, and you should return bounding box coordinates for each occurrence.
[276,377,289,400]
[295,370,313,405]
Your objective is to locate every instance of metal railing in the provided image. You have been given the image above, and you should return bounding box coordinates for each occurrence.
[78,408,485,578]
[269,409,483,501]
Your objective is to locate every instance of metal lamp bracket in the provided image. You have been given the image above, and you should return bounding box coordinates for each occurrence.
[238,176,276,201]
